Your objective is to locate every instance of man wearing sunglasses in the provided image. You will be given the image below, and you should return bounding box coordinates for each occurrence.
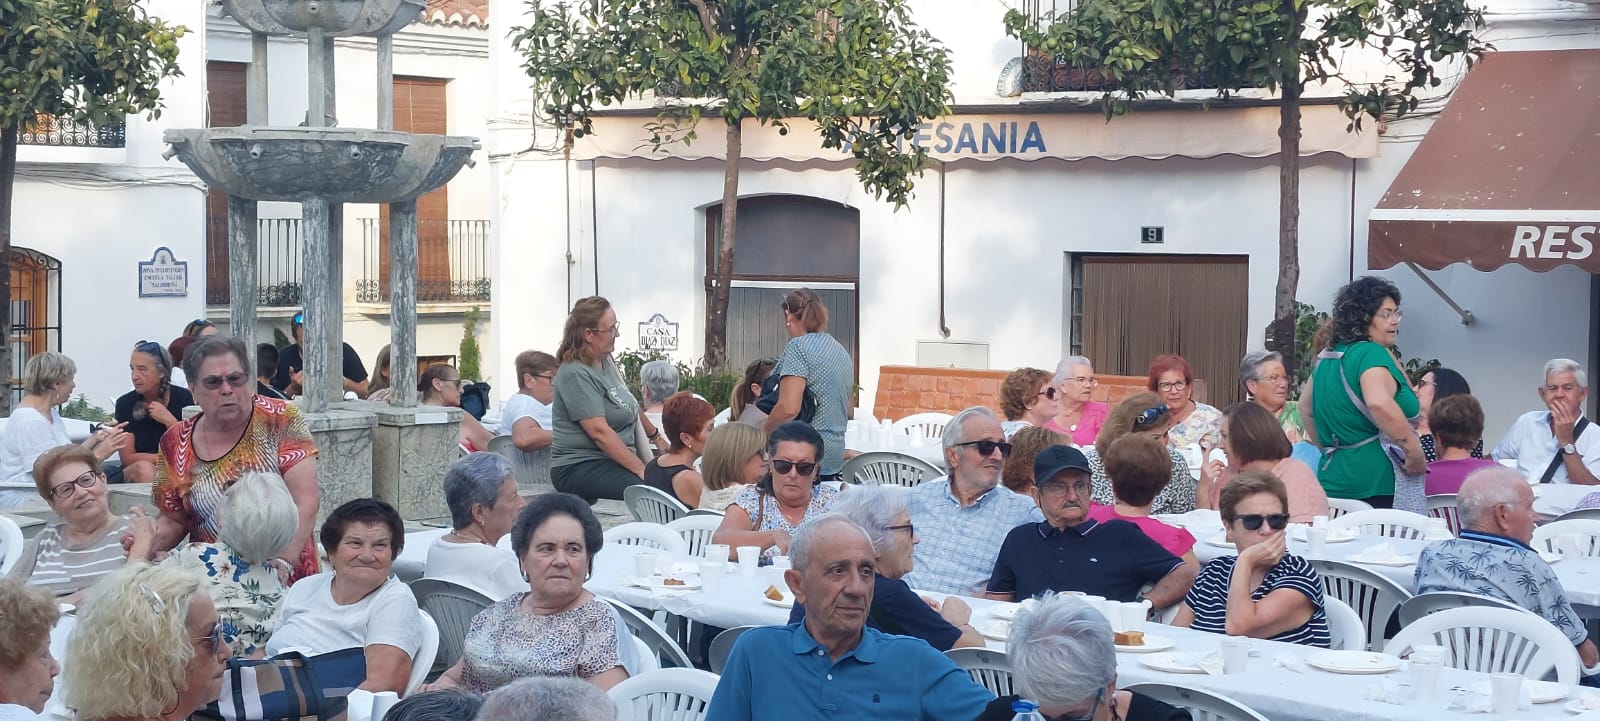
[270,311,371,398]
[988,445,1195,609]
[903,407,1044,597]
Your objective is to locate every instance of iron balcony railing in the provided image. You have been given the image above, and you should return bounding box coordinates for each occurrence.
[356,218,491,304]
[1016,0,1212,93]
[19,114,126,147]
[205,217,305,307]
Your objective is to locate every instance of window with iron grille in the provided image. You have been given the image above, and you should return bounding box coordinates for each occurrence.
[8,248,63,406]
[1016,0,1213,93]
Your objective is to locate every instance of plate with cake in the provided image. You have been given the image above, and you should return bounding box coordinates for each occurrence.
[1113,630,1174,653]
[648,575,701,590]
[762,585,795,608]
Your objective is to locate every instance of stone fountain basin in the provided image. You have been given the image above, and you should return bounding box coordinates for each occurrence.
[163,127,478,204]
[220,0,426,37]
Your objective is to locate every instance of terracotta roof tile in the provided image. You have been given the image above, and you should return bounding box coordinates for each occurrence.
[423,0,487,27]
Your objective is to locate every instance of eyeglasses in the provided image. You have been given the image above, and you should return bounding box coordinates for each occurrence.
[49,471,101,500]
[1377,308,1404,320]
[587,323,620,336]
[534,373,555,381]
[1065,376,1098,387]
[1037,387,1058,400]
[954,440,1012,457]
[198,372,251,390]
[1037,478,1091,496]
[194,622,224,657]
[1042,688,1105,721]
[1234,513,1290,531]
[1157,380,1189,392]
[886,522,915,536]
[768,459,818,476]
[1254,374,1288,384]
[1133,405,1169,429]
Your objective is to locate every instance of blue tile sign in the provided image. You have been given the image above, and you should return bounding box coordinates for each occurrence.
[638,313,679,351]
[138,246,189,298]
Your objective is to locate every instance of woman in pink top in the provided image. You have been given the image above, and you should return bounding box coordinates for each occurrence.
[1088,434,1199,565]
[1203,403,1329,523]
[1424,394,1498,496]
[1047,356,1110,446]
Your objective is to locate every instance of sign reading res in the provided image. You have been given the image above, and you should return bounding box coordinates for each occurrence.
[638,313,679,352]
[139,246,189,298]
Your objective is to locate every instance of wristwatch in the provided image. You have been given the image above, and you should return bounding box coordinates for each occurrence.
[1563,443,1578,455]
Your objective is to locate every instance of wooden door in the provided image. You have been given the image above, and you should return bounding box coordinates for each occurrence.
[379,76,450,300]
[205,61,248,305]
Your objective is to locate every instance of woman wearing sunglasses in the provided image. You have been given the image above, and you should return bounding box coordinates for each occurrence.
[999,368,1060,440]
[1172,470,1331,647]
[711,422,839,560]
[1085,393,1196,515]
[149,335,322,583]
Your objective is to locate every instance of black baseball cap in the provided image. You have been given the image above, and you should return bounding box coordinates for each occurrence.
[1034,445,1092,484]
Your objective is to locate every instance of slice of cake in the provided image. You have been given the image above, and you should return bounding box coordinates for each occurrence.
[764,585,785,601]
[1113,630,1145,646]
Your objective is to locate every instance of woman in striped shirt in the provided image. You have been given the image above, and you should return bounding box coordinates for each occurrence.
[6,445,157,603]
[1172,469,1330,647]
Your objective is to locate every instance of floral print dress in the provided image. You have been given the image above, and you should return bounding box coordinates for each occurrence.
[164,541,287,657]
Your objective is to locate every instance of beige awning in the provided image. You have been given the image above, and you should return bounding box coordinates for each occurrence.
[571,105,1378,163]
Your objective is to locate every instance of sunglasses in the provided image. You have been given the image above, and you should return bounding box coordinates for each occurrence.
[1235,513,1290,531]
[1038,387,1058,400]
[199,372,251,390]
[954,440,1012,457]
[194,621,224,656]
[768,459,818,476]
[49,471,101,500]
[134,339,163,354]
[292,312,305,325]
[1133,404,1169,429]
[780,300,807,314]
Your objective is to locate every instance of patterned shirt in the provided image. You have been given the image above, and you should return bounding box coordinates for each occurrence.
[1415,530,1588,645]
[460,594,621,692]
[1184,554,1331,648]
[731,484,839,559]
[903,477,1044,596]
[163,541,286,657]
[153,395,319,579]
[6,517,130,597]
[1167,403,1223,450]
[773,332,853,476]
[1086,446,1196,515]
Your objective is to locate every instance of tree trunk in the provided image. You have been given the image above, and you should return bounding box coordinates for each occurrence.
[1270,20,1304,380]
[704,119,742,371]
[0,125,16,416]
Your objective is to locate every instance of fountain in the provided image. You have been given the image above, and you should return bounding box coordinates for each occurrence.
[165,0,480,522]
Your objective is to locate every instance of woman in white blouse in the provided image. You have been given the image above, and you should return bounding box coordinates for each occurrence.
[426,452,527,599]
[0,352,125,506]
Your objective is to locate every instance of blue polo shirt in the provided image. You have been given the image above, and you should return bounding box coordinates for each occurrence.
[788,573,964,651]
[704,622,994,721]
[988,518,1184,602]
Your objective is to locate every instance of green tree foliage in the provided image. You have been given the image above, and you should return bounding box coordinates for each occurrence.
[617,348,740,412]
[513,0,951,369]
[459,306,483,381]
[0,0,185,414]
[1004,0,1486,376]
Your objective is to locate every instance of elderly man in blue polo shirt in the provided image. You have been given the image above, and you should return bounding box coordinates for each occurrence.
[904,406,1045,596]
[987,445,1196,607]
[706,514,995,721]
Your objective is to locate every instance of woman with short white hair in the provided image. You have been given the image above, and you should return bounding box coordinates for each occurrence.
[1049,356,1110,446]
[425,452,527,599]
[789,486,983,650]
[974,593,1192,721]
[477,677,615,721]
[162,471,298,657]
[639,360,680,433]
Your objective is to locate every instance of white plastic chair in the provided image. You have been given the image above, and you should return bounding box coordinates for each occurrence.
[629,636,660,675]
[487,434,552,491]
[944,648,1015,696]
[1123,682,1270,721]
[0,516,24,575]
[1554,508,1600,523]
[1326,497,1374,519]
[708,625,759,674]
[405,611,440,697]
[892,412,954,440]
[712,407,731,427]
[607,667,719,721]
[1312,559,1413,651]
[665,515,722,558]
[1532,518,1600,558]
[1327,508,1431,540]
[625,485,690,525]
[1398,591,1535,626]
[601,596,694,670]
[841,451,939,488]
[409,578,494,671]
[604,523,689,556]
[1426,494,1461,536]
[1384,606,1582,684]
[1324,596,1367,652]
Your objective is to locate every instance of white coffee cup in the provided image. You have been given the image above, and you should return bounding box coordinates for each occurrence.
[1119,601,1148,634]
[1489,672,1522,713]
[705,543,731,562]
[634,551,658,579]
[698,561,725,593]
[1307,527,1329,559]
[1220,636,1249,674]
[1312,515,1329,529]
[370,691,400,721]
[1408,654,1443,702]
[736,546,762,577]
[771,556,793,570]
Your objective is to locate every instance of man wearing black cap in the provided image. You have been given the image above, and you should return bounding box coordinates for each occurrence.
[271,311,371,398]
[986,444,1196,607]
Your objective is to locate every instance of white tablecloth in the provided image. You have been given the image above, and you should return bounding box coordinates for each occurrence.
[1534,483,1598,521]
[395,528,452,583]
[587,544,1583,721]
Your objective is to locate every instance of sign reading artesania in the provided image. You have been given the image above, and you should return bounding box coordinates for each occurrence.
[138,247,189,298]
[638,313,680,351]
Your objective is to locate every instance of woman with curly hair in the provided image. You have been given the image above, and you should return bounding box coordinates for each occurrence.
[1299,276,1424,510]
[998,368,1059,440]
[1000,426,1070,498]
[62,564,231,721]
[0,578,61,718]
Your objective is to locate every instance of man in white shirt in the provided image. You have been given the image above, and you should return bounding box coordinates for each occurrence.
[1493,358,1600,485]
[499,350,557,451]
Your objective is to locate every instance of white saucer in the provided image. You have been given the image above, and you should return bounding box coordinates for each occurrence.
[1114,634,1175,653]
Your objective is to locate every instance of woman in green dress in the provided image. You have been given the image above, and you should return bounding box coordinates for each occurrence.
[1299,276,1426,510]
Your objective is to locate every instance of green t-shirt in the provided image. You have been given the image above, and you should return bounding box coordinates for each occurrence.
[1309,341,1420,499]
[551,356,640,468]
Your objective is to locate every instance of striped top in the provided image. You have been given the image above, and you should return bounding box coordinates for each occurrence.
[6,516,130,597]
[1183,553,1331,648]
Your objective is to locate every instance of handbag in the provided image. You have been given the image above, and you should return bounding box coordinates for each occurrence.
[754,372,817,424]
[198,647,365,721]
[1539,418,1590,484]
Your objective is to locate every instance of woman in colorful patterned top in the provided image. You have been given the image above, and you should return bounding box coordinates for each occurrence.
[712,422,839,560]
[162,472,295,657]
[151,335,321,581]
[425,493,627,693]
[1149,354,1222,451]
